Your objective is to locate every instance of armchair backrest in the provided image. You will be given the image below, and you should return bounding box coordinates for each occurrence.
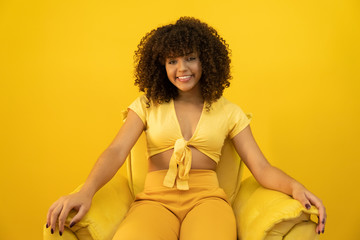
[126,133,244,205]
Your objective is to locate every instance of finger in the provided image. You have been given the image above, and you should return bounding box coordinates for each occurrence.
[305,192,326,234]
[316,205,326,234]
[50,203,63,234]
[296,192,312,210]
[69,204,89,227]
[58,203,74,236]
[46,200,59,228]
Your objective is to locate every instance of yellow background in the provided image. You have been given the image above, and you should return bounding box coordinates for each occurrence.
[1,0,359,239]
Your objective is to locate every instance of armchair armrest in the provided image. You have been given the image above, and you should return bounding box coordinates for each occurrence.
[43,172,134,240]
[233,176,319,240]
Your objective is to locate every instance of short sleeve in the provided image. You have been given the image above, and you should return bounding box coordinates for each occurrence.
[122,95,148,126]
[228,104,252,139]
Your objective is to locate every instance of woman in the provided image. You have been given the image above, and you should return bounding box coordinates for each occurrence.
[46,17,326,239]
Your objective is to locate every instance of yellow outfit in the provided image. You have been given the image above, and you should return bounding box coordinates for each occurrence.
[113,170,237,240]
[114,95,251,239]
[126,95,251,190]
[43,96,320,239]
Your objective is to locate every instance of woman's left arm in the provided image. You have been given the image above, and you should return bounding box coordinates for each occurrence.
[232,125,327,234]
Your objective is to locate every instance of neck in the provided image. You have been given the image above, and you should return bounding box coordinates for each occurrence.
[176,88,203,104]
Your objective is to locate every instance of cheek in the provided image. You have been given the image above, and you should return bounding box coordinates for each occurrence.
[192,60,201,72]
[165,66,175,79]
[195,64,202,76]
[165,66,170,77]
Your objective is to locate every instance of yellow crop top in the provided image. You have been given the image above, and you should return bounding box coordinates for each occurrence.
[124,95,251,190]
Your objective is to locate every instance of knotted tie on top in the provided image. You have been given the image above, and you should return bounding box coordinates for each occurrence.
[125,95,252,191]
[163,138,192,190]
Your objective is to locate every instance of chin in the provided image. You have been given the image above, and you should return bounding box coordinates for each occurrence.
[175,83,193,90]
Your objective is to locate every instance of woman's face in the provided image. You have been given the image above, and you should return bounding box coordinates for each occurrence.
[165,52,202,94]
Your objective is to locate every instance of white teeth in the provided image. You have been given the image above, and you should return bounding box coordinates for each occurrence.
[178,76,191,79]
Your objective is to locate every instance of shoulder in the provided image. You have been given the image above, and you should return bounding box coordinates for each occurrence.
[212,96,242,112]
[129,94,171,114]
[213,96,251,122]
[129,94,150,108]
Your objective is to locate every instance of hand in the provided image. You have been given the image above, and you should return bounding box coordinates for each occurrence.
[291,183,327,235]
[46,190,92,236]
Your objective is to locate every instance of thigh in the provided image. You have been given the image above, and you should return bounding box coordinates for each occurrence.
[113,201,180,240]
[180,198,237,240]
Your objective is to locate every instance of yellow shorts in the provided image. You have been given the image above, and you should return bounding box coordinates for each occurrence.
[113,169,237,240]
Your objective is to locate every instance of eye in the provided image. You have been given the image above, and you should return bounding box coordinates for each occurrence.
[168,60,177,65]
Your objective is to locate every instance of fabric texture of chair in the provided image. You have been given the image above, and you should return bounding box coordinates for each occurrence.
[43,134,319,240]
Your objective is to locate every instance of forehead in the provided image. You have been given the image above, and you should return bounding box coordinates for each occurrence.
[165,51,198,59]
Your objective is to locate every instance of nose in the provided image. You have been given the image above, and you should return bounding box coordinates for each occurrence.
[178,59,188,72]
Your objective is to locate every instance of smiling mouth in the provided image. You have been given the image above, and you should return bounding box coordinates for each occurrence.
[176,75,193,82]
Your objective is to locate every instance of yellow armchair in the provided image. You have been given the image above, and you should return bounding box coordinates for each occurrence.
[43,134,319,240]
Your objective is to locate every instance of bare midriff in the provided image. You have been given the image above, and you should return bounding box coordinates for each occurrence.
[148,146,217,172]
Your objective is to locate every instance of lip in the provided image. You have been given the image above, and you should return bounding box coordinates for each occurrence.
[176,75,193,82]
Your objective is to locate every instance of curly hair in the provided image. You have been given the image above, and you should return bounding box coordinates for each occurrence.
[134,17,232,108]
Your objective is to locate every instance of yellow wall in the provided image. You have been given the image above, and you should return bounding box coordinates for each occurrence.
[1,0,359,239]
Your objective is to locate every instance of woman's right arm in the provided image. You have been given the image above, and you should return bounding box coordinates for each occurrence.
[46,109,144,236]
